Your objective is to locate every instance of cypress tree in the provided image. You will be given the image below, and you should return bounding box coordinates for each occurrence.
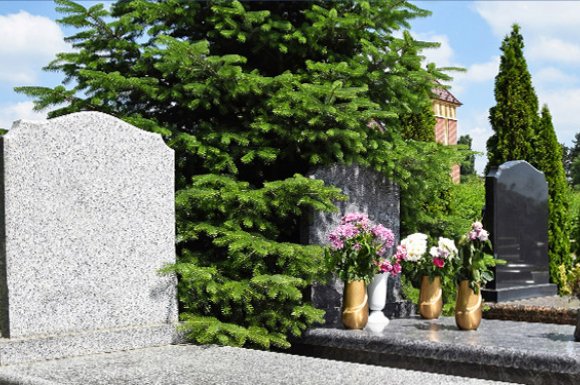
[486,24,539,173]
[487,24,572,288]
[536,105,572,284]
[17,0,459,348]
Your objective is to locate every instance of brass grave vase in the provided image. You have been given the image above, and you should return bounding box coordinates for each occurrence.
[419,276,443,319]
[455,280,482,330]
[342,280,369,329]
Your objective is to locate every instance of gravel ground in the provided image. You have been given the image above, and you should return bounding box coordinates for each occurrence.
[500,295,580,308]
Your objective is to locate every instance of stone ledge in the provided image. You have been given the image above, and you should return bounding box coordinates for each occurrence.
[292,317,580,385]
[0,344,516,385]
[0,323,180,365]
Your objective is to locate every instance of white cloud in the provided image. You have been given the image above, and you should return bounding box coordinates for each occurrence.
[0,11,69,86]
[474,1,580,67]
[473,0,580,150]
[0,101,46,130]
[537,88,580,144]
[534,67,578,86]
[464,57,500,83]
[474,1,580,38]
[528,37,580,65]
[451,56,499,95]
[413,32,498,96]
[459,111,492,175]
[416,33,455,67]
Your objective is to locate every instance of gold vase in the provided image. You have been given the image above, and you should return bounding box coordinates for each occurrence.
[455,280,482,330]
[342,280,369,329]
[419,276,443,319]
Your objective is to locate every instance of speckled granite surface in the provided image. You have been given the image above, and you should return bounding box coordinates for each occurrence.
[304,164,401,326]
[0,344,518,385]
[294,317,579,385]
[0,324,181,365]
[0,112,177,363]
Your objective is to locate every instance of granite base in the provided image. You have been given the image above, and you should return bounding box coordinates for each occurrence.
[0,324,179,365]
[292,317,580,385]
[482,283,558,302]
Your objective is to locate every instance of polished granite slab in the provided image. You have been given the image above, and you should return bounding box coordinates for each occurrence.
[293,317,579,385]
[483,161,557,302]
[0,344,516,385]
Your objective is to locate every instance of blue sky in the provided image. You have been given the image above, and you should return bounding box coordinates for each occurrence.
[1,1,579,174]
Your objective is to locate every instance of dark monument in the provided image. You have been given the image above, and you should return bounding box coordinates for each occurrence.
[302,164,412,326]
[482,160,557,302]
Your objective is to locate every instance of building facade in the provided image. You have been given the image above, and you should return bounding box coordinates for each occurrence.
[432,87,462,183]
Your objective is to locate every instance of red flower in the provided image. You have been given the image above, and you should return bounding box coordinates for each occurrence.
[433,257,445,269]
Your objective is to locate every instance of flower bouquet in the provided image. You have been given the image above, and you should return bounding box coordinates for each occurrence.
[326,212,399,329]
[398,233,458,319]
[455,221,504,330]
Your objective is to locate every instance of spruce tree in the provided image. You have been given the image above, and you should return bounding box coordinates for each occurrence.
[17,0,459,348]
[486,24,539,173]
[536,105,572,282]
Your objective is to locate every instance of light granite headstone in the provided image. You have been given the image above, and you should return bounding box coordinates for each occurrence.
[303,164,410,327]
[0,111,178,364]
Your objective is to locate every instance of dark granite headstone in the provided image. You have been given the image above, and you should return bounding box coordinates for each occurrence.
[482,160,557,302]
[302,164,411,326]
[574,311,580,342]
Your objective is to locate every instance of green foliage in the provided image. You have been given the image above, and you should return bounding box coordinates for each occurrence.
[535,106,572,284]
[445,175,485,240]
[451,176,485,219]
[568,191,580,256]
[562,143,571,182]
[458,135,476,178]
[558,263,580,298]
[399,141,466,239]
[486,24,571,288]
[399,102,435,142]
[566,133,580,186]
[572,159,580,188]
[569,134,580,161]
[440,275,457,316]
[19,0,458,348]
[456,231,505,293]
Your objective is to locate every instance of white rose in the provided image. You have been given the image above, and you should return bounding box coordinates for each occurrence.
[429,246,439,258]
[438,237,458,259]
[478,230,489,242]
[401,233,428,262]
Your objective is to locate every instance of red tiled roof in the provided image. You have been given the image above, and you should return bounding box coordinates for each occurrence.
[432,87,462,106]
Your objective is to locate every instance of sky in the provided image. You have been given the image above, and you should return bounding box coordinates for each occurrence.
[1,1,580,174]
